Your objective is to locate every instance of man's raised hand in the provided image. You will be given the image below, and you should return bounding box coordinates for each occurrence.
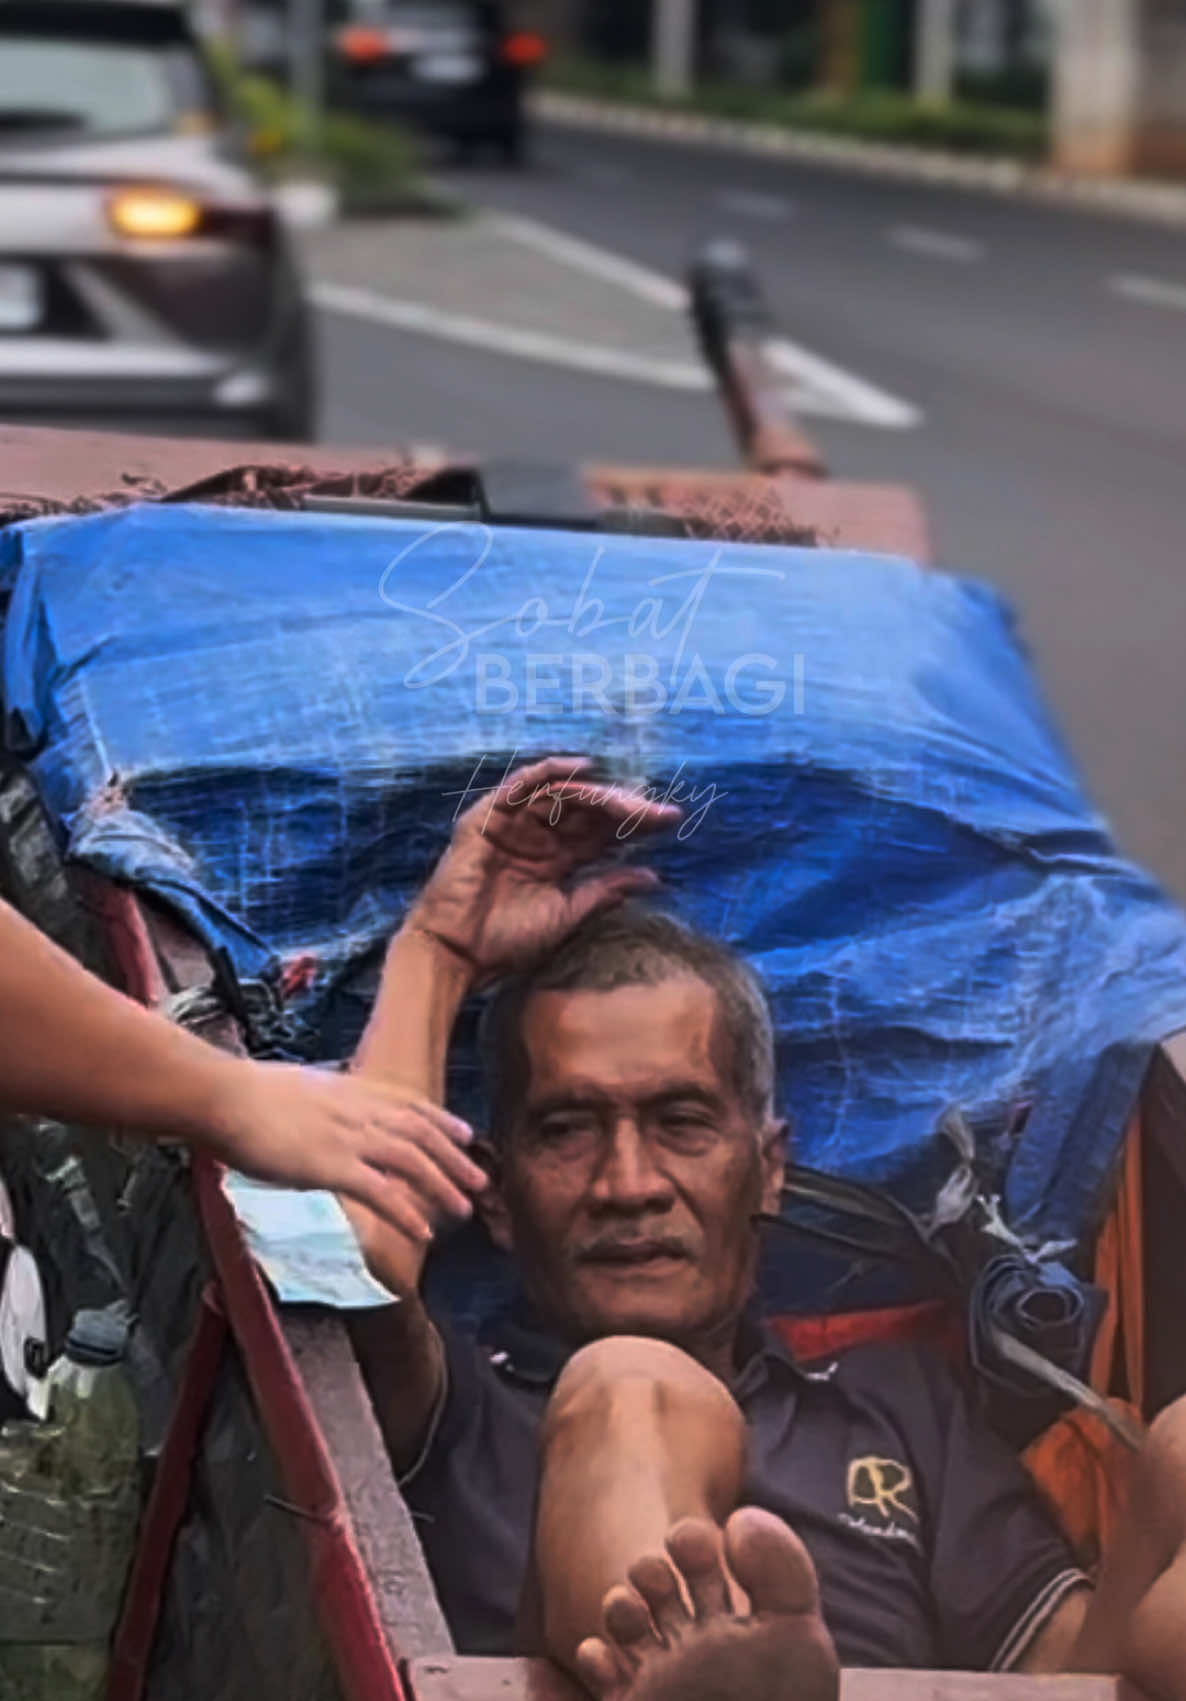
[407,755,681,983]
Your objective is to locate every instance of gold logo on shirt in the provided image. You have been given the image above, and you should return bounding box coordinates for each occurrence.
[846,1457,919,1524]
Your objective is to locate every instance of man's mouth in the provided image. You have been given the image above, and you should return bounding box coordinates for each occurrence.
[578,1240,691,1268]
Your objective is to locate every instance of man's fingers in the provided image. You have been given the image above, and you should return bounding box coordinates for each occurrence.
[575,779,682,828]
[462,755,593,829]
[501,754,592,795]
[470,755,683,840]
[517,783,681,866]
[566,868,660,931]
[523,775,681,835]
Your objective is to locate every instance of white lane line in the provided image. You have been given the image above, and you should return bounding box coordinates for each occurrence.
[491,213,920,428]
[316,217,922,429]
[764,337,922,429]
[483,212,687,310]
[1108,272,1186,312]
[714,187,794,221]
[888,224,985,263]
[310,280,710,391]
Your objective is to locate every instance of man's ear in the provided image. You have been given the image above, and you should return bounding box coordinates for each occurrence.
[472,1137,515,1253]
[759,1118,788,1216]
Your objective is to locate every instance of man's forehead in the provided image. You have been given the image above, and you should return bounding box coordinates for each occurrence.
[518,977,728,1093]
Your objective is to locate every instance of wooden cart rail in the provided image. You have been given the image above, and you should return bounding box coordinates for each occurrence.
[406,1659,1149,1701]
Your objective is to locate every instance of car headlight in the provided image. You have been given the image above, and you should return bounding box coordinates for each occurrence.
[108,189,203,240]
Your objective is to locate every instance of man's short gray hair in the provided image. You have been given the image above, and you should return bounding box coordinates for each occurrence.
[479,905,776,1139]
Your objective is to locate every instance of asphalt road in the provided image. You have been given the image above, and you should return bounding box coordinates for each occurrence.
[319,120,1186,900]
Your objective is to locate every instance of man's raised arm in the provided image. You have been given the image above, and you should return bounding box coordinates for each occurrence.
[344,756,679,1470]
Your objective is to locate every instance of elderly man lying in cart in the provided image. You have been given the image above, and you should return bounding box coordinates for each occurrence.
[338,756,1186,1701]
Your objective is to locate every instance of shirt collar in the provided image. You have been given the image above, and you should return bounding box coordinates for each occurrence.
[479,1294,807,1394]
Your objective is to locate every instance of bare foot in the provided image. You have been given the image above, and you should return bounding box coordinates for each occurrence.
[574,1508,839,1701]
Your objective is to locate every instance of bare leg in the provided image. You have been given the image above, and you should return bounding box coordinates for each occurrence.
[524,1336,747,1662]
[523,1336,839,1701]
[1069,1396,1186,1699]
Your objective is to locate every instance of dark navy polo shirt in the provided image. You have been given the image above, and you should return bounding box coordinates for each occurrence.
[399,1308,1087,1670]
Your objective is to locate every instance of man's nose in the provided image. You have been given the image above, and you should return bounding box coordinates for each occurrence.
[589,1119,673,1211]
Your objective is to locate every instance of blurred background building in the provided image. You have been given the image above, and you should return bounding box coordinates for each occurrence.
[529,0,1186,180]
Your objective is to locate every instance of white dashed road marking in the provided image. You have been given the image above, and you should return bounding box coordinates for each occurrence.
[310,280,710,390]
[764,336,922,428]
[1108,273,1186,312]
[888,224,985,263]
[714,187,794,221]
[314,217,922,427]
[484,212,687,310]
[492,217,920,426]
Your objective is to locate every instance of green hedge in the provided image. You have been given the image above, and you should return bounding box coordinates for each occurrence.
[546,57,1048,162]
[209,47,421,210]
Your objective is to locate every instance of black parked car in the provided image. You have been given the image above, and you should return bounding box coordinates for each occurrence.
[245,0,546,164]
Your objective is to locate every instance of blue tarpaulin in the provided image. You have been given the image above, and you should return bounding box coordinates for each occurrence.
[3,502,1185,1313]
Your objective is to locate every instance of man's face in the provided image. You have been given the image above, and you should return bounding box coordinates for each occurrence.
[483,975,784,1356]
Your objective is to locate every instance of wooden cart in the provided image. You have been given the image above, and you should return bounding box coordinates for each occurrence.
[0,250,1179,1701]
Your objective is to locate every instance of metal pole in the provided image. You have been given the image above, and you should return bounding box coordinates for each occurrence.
[289,0,325,148]
[914,0,956,102]
[652,0,696,98]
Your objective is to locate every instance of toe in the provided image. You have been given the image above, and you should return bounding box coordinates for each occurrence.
[723,1507,822,1618]
[626,1552,691,1644]
[665,1518,734,1621]
[602,1583,658,1660]
[575,1636,630,1700]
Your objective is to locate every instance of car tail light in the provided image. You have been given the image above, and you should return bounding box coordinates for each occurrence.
[107,189,203,239]
[337,25,390,63]
[500,30,548,67]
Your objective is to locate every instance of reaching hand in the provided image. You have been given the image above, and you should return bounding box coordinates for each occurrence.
[406,755,681,984]
[203,1059,487,1270]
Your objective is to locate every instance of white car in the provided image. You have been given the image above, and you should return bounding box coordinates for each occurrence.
[0,0,317,438]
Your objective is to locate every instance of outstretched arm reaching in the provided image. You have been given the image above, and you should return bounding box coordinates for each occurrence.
[345,755,680,1469]
[0,897,475,1231]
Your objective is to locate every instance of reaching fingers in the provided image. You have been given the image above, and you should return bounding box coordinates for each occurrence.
[359,1100,488,1196]
[341,1165,435,1244]
[340,1076,473,1147]
[382,1093,473,1147]
[366,1137,483,1221]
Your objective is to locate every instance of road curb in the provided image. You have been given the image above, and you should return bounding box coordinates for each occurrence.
[533,90,1186,230]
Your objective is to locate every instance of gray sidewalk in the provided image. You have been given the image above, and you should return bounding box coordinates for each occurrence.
[301,211,706,388]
